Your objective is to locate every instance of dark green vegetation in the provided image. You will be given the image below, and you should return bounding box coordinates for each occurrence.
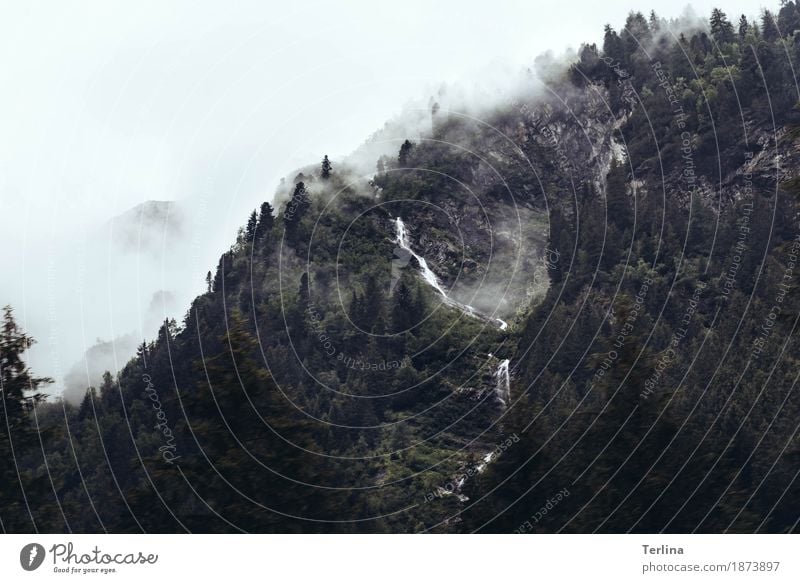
[3,4,800,532]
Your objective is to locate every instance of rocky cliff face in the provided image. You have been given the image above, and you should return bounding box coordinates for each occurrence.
[364,84,630,322]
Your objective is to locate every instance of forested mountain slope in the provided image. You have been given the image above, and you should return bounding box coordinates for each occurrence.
[3,4,800,533]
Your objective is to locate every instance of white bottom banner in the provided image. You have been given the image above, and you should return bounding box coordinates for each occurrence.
[0,534,796,582]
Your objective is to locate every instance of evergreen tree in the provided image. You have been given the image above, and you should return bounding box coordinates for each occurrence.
[622,11,651,55]
[244,209,258,243]
[761,9,781,41]
[349,289,363,329]
[283,181,311,241]
[256,201,274,241]
[602,25,625,65]
[299,272,310,307]
[321,155,332,179]
[605,159,632,232]
[398,140,414,167]
[648,10,661,33]
[778,1,800,36]
[0,306,51,531]
[391,277,414,332]
[362,274,385,333]
[738,14,750,40]
[710,8,735,45]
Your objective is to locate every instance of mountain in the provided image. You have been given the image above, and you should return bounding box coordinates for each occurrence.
[4,4,800,533]
[106,200,184,256]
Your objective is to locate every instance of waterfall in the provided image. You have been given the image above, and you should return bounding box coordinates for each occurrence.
[394,217,448,297]
[450,356,511,492]
[476,451,495,474]
[393,217,508,330]
[494,358,511,405]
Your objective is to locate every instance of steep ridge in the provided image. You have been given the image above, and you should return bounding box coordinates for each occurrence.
[16,4,800,534]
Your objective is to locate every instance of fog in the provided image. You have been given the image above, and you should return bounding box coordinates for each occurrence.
[0,0,758,399]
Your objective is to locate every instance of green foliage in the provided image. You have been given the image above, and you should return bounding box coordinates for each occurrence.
[5,2,800,534]
[0,306,53,532]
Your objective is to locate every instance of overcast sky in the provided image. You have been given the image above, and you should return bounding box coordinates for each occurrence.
[0,0,762,394]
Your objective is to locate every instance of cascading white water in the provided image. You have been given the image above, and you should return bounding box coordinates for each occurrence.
[446,356,512,493]
[450,358,512,493]
[476,451,495,474]
[394,217,448,297]
[494,358,511,405]
[393,217,508,331]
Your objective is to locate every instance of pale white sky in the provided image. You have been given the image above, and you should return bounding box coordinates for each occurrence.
[0,0,762,222]
[0,0,763,393]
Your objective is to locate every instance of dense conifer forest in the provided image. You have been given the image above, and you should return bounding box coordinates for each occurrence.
[3,3,800,533]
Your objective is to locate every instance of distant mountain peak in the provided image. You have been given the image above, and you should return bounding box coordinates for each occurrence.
[107,199,184,254]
